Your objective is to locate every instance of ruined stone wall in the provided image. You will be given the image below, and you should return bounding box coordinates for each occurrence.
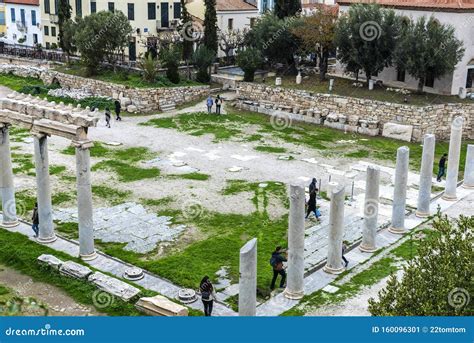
[0,63,209,113]
[236,82,474,141]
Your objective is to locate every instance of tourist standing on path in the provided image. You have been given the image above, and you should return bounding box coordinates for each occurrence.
[31,202,39,238]
[206,95,214,114]
[342,241,349,267]
[114,100,122,121]
[215,95,222,115]
[437,153,448,182]
[270,246,287,290]
[306,178,320,220]
[105,108,111,128]
[200,276,216,316]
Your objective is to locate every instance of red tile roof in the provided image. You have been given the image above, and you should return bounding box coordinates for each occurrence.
[303,3,340,15]
[337,0,474,11]
[4,0,39,5]
[216,0,258,11]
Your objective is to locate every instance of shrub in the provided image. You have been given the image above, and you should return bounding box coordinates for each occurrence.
[192,46,214,83]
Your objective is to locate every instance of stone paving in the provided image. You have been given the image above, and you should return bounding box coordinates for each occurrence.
[53,202,186,254]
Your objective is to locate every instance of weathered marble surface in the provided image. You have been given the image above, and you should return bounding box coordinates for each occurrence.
[135,295,189,316]
[88,272,140,301]
[59,261,93,279]
[37,254,63,269]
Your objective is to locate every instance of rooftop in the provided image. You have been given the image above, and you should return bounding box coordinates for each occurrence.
[336,0,474,11]
[216,0,258,11]
[4,0,39,5]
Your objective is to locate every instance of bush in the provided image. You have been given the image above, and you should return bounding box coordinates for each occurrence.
[160,45,181,84]
[236,48,263,82]
[192,46,214,83]
[137,54,159,83]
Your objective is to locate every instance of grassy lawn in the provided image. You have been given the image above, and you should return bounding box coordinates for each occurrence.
[272,75,473,106]
[142,108,473,175]
[54,64,204,89]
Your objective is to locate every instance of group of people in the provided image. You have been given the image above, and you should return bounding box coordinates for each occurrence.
[206,95,223,115]
[104,100,123,128]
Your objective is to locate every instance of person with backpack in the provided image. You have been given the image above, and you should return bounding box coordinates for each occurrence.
[199,276,216,316]
[306,178,320,221]
[206,95,214,114]
[270,246,287,290]
[215,95,222,115]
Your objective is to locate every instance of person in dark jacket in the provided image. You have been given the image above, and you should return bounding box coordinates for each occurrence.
[114,100,122,121]
[270,246,287,290]
[215,95,222,115]
[105,108,111,128]
[31,202,39,238]
[306,178,320,220]
[342,241,349,267]
[200,276,216,316]
[437,153,447,182]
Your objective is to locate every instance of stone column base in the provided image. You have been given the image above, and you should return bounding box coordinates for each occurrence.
[37,234,57,244]
[0,220,20,228]
[359,244,377,253]
[283,288,304,300]
[323,264,345,275]
[462,183,474,189]
[80,251,98,261]
[441,194,457,201]
[415,211,430,218]
[388,226,406,234]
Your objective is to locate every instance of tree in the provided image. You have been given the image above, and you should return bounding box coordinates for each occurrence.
[369,213,473,316]
[192,45,214,83]
[137,54,159,83]
[245,13,301,70]
[394,16,464,93]
[203,0,218,54]
[236,48,263,82]
[218,29,246,65]
[160,45,181,84]
[292,6,338,81]
[57,0,74,62]
[179,0,194,62]
[274,0,301,19]
[74,11,132,75]
[334,4,400,84]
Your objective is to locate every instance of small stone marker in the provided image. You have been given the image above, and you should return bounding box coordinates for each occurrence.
[136,295,189,316]
[322,285,339,294]
[88,272,140,302]
[59,261,93,280]
[123,267,145,281]
[275,77,282,86]
[37,254,63,270]
[382,123,413,142]
[177,289,198,304]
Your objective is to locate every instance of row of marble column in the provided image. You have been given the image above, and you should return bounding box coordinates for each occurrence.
[238,116,473,315]
[0,124,97,261]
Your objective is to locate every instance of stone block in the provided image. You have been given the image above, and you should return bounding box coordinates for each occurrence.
[59,261,93,280]
[382,122,413,142]
[135,295,188,316]
[37,254,63,270]
[88,272,140,302]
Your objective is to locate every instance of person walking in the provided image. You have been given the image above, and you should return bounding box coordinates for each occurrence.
[437,153,447,182]
[31,202,39,238]
[215,95,222,115]
[114,100,122,121]
[342,241,349,267]
[105,108,111,128]
[200,276,216,316]
[206,95,214,114]
[270,246,287,290]
[305,178,320,220]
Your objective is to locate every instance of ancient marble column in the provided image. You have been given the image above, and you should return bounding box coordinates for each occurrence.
[389,146,409,234]
[75,141,97,260]
[0,125,19,228]
[416,134,435,217]
[239,238,257,316]
[323,186,345,274]
[443,116,464,201]
[462,144,474,189]
[34,134,56,243]
[360,165,380,253]
[284,183,305,300]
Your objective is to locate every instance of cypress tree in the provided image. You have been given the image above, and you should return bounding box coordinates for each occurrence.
[203,0,218,54]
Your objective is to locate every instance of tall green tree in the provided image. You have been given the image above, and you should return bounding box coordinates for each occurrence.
[274,0,301,19]
[180,0,193,62]
[192,45,214,83]
[394,16,464,93]
[335,4,400,84]
[160,45,182,84]
[57,0,74,62]
[203,0,218,54]
[369,213,473,316]
[236,47,263,82]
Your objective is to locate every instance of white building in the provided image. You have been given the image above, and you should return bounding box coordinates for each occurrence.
[5,0,42,46]
[337,0,474,95]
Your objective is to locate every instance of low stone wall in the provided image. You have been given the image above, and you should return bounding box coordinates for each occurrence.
[236,82,474,141]
[0,63,210,113]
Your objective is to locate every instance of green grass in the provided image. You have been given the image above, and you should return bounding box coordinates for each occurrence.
[168,173,210,181]
[52,192,75,206]
[11,153,35,175]
[92,160,160,182]
[254,146,287,153]
[9,127,31,143]
[92,185,131,205]
[0,284,10,296]
[0,190,36,221]
[273,75,473,106]
[49,165,67,175]
[141,197,175,208]
[54,221,79,239]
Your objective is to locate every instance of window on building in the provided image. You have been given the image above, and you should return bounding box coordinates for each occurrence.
[90,1,96,13]
[228,18,233,30]
[425,72,435,88]
[51,26,56,36]
[396,67,405,82]
[148,2,156,20]
[20,9,25,25]
[76,0,82,17]
[173,2,181,19]
[54,0,59,14]
[44,0,50,14]
[10,8,15,23]
[0,12,5,26]
[46,42,50,49]
[108,2,114,12]
[33,33,38,44]
[466,68,474,89]
[44,25,49,35]
[161,2,169,27]
[31,10,37,26]
[128,3,134,20]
